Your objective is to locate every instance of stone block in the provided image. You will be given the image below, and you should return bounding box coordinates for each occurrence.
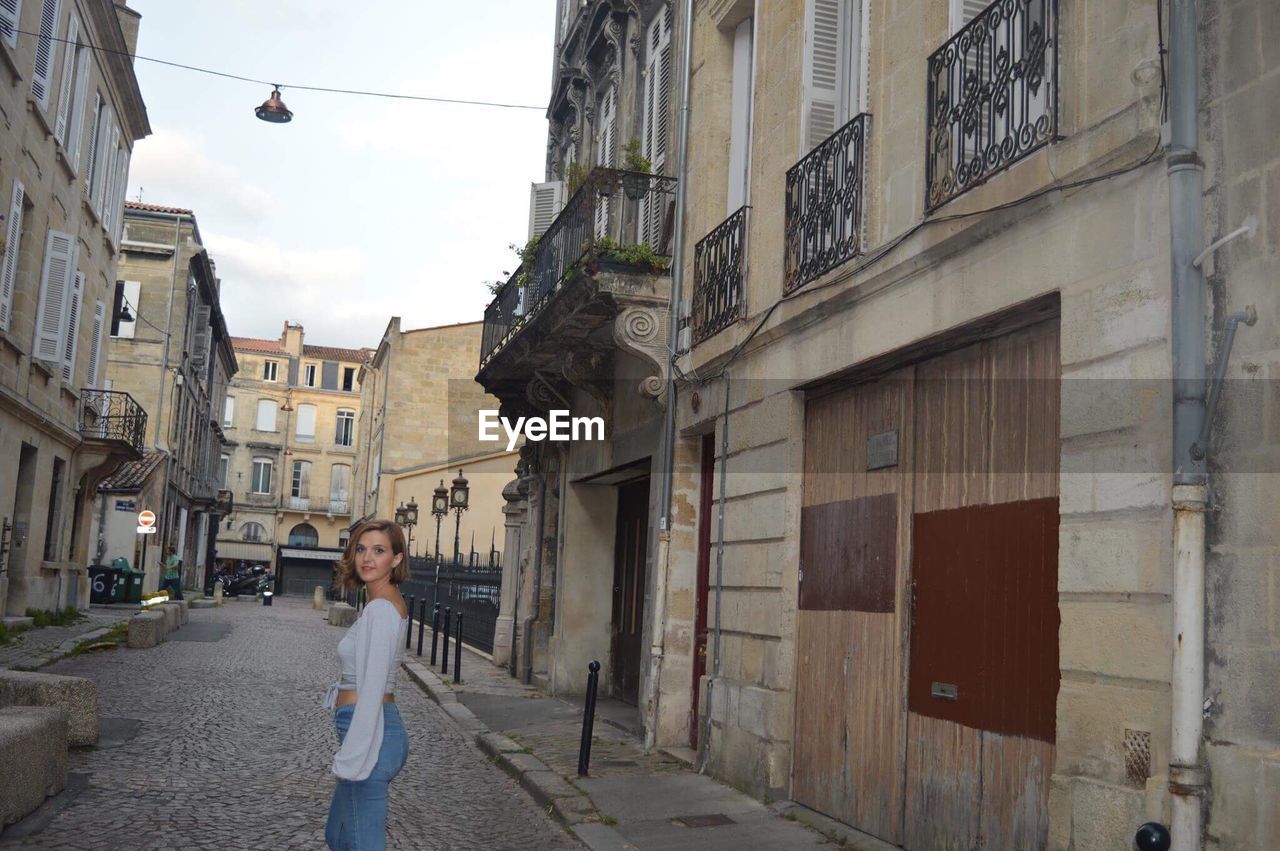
[127,611,165,648]
[1054,677,1169,786]
[189,598,216,609]
[170,599,189,625]
[213,582,224,604]
[313,586,326,610]
[0,706,68,828]
[327,603,357,627]
[0,670,98,746]
[1059,513,1170,594]
[158,603,181,634]
[1060,600,1171,682]
[1066,776,1145,851]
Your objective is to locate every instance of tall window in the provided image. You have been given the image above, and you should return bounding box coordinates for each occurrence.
[303,364,317,387]
[218,453,229,487]
[223,395,235,427]
[342,366,356,391]
[262,360,278,381]
[42,456,66,561]
[291,460,311,499]
[295,403,316,440]
[288,523,319,548]
[801,0,867,150]
[242,521,266,542]
[255,399,277,432]
[330,464,351,513]
[251,457,273,494]
[335,409,355,447]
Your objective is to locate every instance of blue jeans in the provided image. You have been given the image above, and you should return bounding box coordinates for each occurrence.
[325,704,409,851]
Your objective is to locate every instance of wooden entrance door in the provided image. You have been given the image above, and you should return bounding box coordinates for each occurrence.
[794,369,915,844]
[903,321,1061,851]
[611,478,650,705]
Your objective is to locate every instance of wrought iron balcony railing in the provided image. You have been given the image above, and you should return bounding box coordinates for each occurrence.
[79,389,147,454]
[926,0,1057,210]
[480,167,678,368]
[784,113,870,294]
[692,205,748,345]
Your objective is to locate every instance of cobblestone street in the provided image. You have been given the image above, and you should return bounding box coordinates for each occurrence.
[0,597,579,850]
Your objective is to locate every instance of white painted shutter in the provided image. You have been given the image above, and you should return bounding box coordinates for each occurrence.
[223,396,234,426]
[112,147,130,244]
[96,118,117,219]
[34,230,76,362]
[68,47,90,169]
[0,180,24,332]
[190,304,211,373]
[255,398,277,431]
[54,14,79,144]
[295,403,316,438]
[87,300,105,388]
[593,85,616,240]
[639,8,672,245]
[951,0,989,32]
[727,17,754,212]
[528,180,565,239]
[802,0,847,151]
[30,0,61,110]
[83,92,101,196]
[0,0,20,49]
[330,464,350,504]
[61,270,83,383]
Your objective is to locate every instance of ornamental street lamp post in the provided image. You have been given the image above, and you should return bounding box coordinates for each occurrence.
[430,480,449,610]
[449,469,470,565]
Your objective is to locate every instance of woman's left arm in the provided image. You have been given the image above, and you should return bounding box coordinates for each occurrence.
[331,602,400,781]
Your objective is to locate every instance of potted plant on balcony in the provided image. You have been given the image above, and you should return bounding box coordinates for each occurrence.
[590,236,670,276]
[621,139,652,201]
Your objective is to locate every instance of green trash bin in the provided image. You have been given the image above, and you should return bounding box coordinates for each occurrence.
[119,567,145,604]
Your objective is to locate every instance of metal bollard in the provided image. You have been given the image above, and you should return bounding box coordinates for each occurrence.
[416,599,427,657]
[441,607,452,675]
[406,596,415,649]
[430,604,441,665]
[454,611,464,683]
[577,660,601,777]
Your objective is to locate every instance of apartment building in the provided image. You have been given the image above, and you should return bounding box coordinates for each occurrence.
[0,0,148,614]
[88,202,236,593]
[215,324,372,594]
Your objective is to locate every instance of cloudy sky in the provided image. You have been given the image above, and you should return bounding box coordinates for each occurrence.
[126,0,554,348]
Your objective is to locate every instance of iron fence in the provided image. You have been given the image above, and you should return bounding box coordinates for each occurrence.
[925,0,1057,210]
[784,112,870,293]
[480,167,678,368]
[692,205,749,344]
[79,389,147,453]
[403,556,502,655]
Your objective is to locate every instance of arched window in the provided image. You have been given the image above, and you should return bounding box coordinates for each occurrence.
[241,522,266,542]
[288,523,319,548]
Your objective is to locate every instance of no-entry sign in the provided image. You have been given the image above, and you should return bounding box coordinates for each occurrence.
[137,510,157,535]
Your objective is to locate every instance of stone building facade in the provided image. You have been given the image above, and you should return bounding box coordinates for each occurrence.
[89,201,236,593]
[482,0,1278,849]
[214,325,372,589]
[0,0,148,614]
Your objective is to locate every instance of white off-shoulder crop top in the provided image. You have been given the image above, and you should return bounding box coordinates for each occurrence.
[323,598,409,781]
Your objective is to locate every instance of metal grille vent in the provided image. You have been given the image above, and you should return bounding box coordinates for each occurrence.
[1124,728,1152,786]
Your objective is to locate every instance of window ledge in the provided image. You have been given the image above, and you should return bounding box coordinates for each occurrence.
[56,146,77,181]
[60,382,80,403]
[0,40,21,87]
[30,357,56,380]
[0,328,26,357]
[26,95,54,138]
[81,195,101,226]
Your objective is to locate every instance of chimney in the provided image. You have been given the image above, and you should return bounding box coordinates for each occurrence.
[282,322,304,357]
[114,3,141,60]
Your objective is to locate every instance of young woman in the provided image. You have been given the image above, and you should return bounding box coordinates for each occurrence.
[323,519,411,850]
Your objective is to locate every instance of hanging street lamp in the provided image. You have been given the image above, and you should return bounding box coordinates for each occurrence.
[255,86,293,123]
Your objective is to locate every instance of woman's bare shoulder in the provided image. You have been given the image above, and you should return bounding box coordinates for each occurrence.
[366,594,408,620]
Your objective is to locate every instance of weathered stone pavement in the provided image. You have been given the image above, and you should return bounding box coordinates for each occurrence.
[0,607,134,671]
[0,596,579,850]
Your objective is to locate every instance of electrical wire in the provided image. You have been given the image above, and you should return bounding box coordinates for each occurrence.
[7,26,545,111]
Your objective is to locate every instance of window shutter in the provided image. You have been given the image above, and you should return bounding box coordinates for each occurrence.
[320,360,338,390]
[0,180,24,332]
[61,271,83,384]
[528,180,566,239]
[96,119,118,219]
[30,0,61,110]
[594,85,616,240]
[84,92,101,196]
[727,17,754,212]
[68,47,90,169]
[256,399,277,431]
[223,396,234,426]
[295,403,316,438]
[54,14,79,144]
[951,0,989,32]
[330,464,350,503]
[0,0,20,49]
[802,0,847,151]
[87,299,105,388]
[190,304,211,373]
[112,148,130,244]
[34,230,76,363]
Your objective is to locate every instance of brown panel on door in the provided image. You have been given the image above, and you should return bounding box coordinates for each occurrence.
[907,496,1060,742]
[798,493,896,612]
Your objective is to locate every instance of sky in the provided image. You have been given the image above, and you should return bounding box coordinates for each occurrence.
[125,0,554,349]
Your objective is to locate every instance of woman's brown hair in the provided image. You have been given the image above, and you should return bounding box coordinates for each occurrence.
[333,519,410,592]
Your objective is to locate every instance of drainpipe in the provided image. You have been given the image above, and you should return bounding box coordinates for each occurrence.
[648,0,696,753]
[1167,0,1207,848]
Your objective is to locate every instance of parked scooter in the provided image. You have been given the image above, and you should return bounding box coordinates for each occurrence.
[214,563,274,597]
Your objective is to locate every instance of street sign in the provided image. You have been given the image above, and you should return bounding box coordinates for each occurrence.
[137,509,157,535]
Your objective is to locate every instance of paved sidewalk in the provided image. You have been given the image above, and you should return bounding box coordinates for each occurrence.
[0,606,134,671]
[403,640,841,850]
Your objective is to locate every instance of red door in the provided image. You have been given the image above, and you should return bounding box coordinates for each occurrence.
[691,434,715,748]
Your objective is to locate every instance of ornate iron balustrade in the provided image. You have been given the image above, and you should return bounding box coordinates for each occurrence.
[784,113,870,294]
[926,0,1057,210]
[480,167,678,368]
[692,205,748,344]
[79,389,147,454]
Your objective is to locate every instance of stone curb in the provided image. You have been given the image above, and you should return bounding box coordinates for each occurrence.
[401,658,599,828]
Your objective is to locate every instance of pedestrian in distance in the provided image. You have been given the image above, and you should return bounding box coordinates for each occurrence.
[162,547,184,600]
[323,519,411,850]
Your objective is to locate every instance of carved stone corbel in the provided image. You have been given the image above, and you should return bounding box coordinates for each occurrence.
[613,306,669,405]
[563,349,613,424]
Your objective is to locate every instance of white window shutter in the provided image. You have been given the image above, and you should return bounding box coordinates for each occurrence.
[802,0,847,151]
[295,403,316,438]
[30,0,61,110]
[0,180,24,332]
[727,17,754,212]
[256,398,277,431]
[528,180,566,240]
[84,92,101,196]
[54,14,79,144]
[594,86,617,240]
[190,304,211,373]
[68,47,90,169]
[61,271,83,384]
[96,117,117,218]
[112,148,130,244]
[0,0,21,49]
[87,299,105,388]
[951,0,989,32]
[34,230,76,362]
